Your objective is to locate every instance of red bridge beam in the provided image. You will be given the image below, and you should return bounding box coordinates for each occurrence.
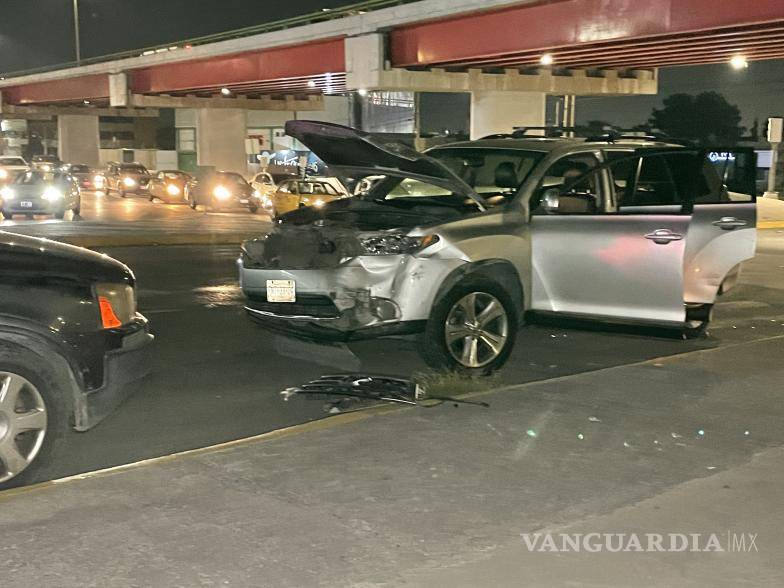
[390,0,784,67]
[131,38,345,94]
[2,74,109,105]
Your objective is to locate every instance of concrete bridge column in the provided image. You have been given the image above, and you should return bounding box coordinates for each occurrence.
[57,114,100,166]
[196,108,247,175]
[470,91,546,139]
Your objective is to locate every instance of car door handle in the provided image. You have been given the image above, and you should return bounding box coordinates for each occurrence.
[712,216,748,230]
[644,229,684,244]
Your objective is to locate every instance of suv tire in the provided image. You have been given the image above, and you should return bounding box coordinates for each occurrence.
[419,278,518,375]
[0,345,70,490]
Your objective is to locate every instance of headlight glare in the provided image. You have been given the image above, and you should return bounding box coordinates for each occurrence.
[166,183,180,196]
[359,233,439,256]
[1,187,14,200]
[213,185,231,200]
[123,176,136,187]
[0,169,8,180]
[42,187,64,201]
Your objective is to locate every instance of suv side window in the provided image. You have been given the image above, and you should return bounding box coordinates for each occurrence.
[532,152,603,215]
[607,151,704,211]
[629,155,679,206]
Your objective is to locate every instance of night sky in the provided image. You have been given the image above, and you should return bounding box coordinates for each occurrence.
[0,0,350,73]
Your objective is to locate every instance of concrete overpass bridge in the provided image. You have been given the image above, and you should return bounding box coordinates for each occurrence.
[1,0,782,172]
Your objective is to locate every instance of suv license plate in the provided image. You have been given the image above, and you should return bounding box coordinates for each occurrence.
[266,280,296,303]
[20,201,33,208]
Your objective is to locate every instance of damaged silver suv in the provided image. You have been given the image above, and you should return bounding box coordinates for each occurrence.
[239,121,757,373]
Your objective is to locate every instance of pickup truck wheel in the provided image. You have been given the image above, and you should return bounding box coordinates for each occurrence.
[0,348,69,490]
[419,279,518,375]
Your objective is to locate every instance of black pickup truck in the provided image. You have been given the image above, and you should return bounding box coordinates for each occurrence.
[0,231,152,489]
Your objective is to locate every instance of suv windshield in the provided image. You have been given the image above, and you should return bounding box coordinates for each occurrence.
[429,148,544,195]
[354,148,545,212]
[69,164,90,173]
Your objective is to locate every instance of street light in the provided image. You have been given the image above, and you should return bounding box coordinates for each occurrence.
[729,55,748,70]
[539,53,554,66]
[72,0,81,64]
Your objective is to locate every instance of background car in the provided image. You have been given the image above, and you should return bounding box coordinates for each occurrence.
[0,170,81,220]
[186,171,261,212]
[0,231,153,489]
[0,155,30,185]
[269,178,349,217]
[147,170,192,203]
[30,154,62,172]
[61,163,95,191]
[103,162,151,197]
[249,171,278,199]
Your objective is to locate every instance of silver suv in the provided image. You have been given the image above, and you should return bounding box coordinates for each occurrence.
[239,122,757,374]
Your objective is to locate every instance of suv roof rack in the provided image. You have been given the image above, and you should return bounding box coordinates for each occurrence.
[480,125,694,145]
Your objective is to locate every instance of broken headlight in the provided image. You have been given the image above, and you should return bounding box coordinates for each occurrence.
[358,233,439,256]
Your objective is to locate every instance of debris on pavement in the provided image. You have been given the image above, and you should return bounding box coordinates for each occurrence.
[281,374,490,412]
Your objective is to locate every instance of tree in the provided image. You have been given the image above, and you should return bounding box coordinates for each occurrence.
[648,91,745,145]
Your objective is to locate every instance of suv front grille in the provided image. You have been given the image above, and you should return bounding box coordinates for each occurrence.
[246,292,340,319]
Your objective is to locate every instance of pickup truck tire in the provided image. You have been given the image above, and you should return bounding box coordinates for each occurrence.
[0,345,70,490]
[419,278,518,376]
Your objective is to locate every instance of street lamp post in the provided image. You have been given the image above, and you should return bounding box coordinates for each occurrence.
[72,0,81,64]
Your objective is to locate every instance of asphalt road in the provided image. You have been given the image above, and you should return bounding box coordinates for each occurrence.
[44,228,784,480]
[1,189,270,245]
[5,191,783,480]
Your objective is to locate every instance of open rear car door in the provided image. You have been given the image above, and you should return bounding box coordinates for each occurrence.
[683,148,757,304]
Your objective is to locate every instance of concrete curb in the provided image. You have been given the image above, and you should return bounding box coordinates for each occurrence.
[7,334,784,500]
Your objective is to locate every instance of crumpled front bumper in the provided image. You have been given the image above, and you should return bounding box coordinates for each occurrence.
[239,254,464,336]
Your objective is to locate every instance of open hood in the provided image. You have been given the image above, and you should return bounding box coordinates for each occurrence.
[285,121,486,209]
